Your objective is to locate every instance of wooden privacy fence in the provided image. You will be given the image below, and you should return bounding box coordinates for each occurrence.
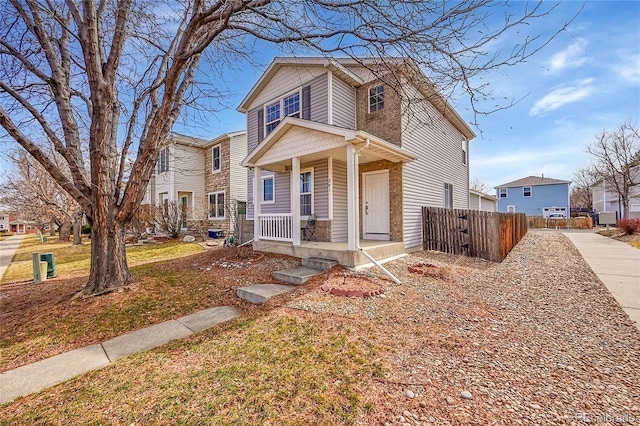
[422,207,528,262]
[527,216,593,229]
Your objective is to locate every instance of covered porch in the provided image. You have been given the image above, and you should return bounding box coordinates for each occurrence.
[253,239,406,268]
[242,117,417,265]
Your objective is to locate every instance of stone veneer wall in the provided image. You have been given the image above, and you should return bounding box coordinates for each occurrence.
[204,137,232,234]
[358,160,403,242]
[355,78,402,146]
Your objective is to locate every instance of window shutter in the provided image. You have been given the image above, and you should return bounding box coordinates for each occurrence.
[257,108,264,142]
[302,85,311,120]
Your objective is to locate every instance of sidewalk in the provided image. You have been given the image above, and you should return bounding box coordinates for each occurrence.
[0,234,25,281]
[563,230,640,331]
[0,306,240,404]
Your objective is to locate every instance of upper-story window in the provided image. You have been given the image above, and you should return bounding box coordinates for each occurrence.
[157,146,169,173]
[523,186,532,197]
[212,144,221,173]
[265,90,301,135]
[369,85,384,112]
[462,140,467,166]
[499,188,507,198]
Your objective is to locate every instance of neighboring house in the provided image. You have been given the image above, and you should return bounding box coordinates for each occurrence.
[469,190,498,212]
[592,166,640,219]
[0,211,38,234]
[0,210,9,232]
[238,57,475,266]
[0,211,10,232]
[495,175,571,217]
[145,131,247,236]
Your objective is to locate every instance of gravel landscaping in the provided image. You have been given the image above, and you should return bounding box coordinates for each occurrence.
[288,230,640,425]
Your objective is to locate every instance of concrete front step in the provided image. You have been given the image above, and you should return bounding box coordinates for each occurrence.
[237,284,296,304]
[302,257,338,271]
[273,266,321,285]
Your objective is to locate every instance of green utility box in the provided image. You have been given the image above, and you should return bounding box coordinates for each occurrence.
[39,252,56,278]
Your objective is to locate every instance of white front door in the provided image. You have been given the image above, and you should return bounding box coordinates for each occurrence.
[363,170,390,240]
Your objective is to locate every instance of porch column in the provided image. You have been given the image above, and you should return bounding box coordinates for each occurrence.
[253,166,262,241]
[291,157,301,245]
[346,143,357,251]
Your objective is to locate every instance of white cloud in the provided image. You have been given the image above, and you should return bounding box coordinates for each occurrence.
[548,38,589,73]
[612,54,640,85]
[529,79,596,116]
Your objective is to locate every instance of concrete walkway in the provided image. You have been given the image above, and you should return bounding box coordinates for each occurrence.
[563,231,640,331]
[0,234,25,281]
[0,306,240,404]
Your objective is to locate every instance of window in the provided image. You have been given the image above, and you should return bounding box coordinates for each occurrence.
[212,144,221,172]
[444,183,453,208]
[264,90,301,135]
[523,186,532,197]
[369,85,384,112]
[261,176,274,203]
[300,169,313,216]
[462,140,467,166]
[498,188,507,198]
[157,147,169,173]
[208,192,225,219]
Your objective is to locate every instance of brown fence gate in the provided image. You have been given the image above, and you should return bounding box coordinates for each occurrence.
[422,207,527,262]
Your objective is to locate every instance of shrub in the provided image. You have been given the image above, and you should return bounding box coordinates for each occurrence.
[81,224,91,234]
[616,218,640,235]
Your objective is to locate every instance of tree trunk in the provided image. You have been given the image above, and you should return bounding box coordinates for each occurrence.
[72,216,82,245]
[58,219,72,241]
[84,220,132,295]
[49,221,56,236]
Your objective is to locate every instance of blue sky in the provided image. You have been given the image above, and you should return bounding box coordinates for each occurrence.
[175,0,640,193]
[1,1,638,196]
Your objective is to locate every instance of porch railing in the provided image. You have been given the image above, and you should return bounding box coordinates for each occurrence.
[258,214,293,241]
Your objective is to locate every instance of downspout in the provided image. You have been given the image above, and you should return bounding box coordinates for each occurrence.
[354,138,402,285]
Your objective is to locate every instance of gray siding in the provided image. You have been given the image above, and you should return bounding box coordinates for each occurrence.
[247,107,260,152]
[331,159,348,242]
[247,169,291,218]
[302,159,328,219]
[309,73,328,123]
[332,76,356,129]
[401,83,469,249]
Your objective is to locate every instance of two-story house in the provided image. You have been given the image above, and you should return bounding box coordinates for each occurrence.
[592,165,640,219]
[495,175,571,217]
[0,211,9,233]
[238,57,475,266]
[145,131,247,236]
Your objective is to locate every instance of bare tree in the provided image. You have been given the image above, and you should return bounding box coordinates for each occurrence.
[587,121,640,218]
[190,196,212,242]
[153,201,184,239]
[571,166,598,212]
[0,0,577,295]
[470,179,490,194]
[1,150,84,244]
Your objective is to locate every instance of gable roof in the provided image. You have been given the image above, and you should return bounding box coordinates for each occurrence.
[237,56,475,140]
[495,176,571,188]
[241,117,418,169]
